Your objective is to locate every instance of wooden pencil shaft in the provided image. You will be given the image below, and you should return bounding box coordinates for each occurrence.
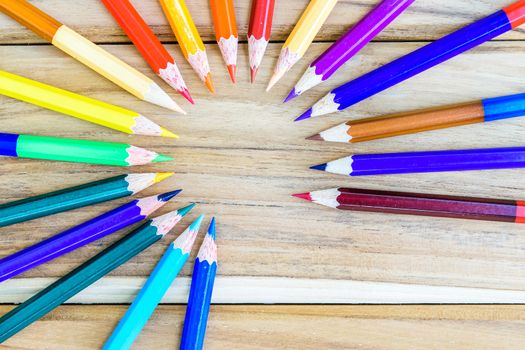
[0,0,61,41]
[348,102,484,143]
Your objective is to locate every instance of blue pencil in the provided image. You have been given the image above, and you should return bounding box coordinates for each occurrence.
[180,217,217,350]
[102,215,205,350]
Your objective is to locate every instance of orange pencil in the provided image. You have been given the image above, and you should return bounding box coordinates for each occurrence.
[210,0,238,83]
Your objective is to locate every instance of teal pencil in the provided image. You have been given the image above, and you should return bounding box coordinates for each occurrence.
[0,204,195,342]
[103,215,204,350]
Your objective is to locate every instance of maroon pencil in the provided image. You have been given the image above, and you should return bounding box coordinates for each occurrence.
[293,187,525,223]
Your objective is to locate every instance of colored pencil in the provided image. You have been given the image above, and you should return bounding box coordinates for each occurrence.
[0,0,183,113]
[100,0,193,104]
[0,132,173,166]
[210,0,238,83]
[159,0,215,93]
[285,0,414,102]
[266,0,338,91]
[0,172,173,228]
[293,188,525,223]
[248,0,275,83]
[0,70,177,138]
[0,204,195,342]
[311,146,525,176]
[103,215,204,350]
[295,0,525,121]
[308,92,525,143]
[180,217,217,350]
[0,190,181,283]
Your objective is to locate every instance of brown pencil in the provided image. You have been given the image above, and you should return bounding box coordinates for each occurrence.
[307,92,525,143]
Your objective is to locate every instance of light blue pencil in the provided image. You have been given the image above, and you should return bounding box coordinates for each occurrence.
[102,214,205,350]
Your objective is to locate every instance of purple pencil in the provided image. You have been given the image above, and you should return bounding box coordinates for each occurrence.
[0,190,181,282]
[295,1,525,121]
[310,146,525,176]
[285,0,414,102]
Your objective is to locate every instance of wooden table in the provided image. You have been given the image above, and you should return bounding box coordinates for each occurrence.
[1,1,525,348]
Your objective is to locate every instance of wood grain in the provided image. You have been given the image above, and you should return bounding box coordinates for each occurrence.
[0,0,524,44]
[1,41,525,298]
[1,305,525,349]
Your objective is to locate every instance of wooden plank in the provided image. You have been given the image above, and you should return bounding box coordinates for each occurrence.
[1,305,525,349]
[3,277,525,304]
[1,41,525,301]
[0,0,524,44]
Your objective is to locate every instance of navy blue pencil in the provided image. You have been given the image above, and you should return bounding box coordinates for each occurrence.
[180,218,217,350]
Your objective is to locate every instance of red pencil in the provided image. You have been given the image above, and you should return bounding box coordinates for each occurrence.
[247,0,275,82]
[101,0,193,104]
[293,187,525,223]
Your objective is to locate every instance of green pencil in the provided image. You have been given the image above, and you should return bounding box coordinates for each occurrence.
[0,172,173,227]
[0,132,173,166]
[0,203,195,342]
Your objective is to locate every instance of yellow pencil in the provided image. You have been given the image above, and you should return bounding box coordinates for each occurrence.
[0,0,184,113]
[159,0,215,93]
[0,70,177,138]
[266,0,338,91]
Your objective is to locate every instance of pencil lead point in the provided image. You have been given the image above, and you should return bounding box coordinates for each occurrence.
[177,203,196,217]
[208,217,216,239]
[294,108,312,122]
[204,74,215,93]
[154,172,174,183]
[266,71,283,92]
[306,134,322,141]
[153,154,174,163]
[227,65,236,83]
[179,88,195,104]
[250,67,258,83]
[160,127,179,139]
[292,192,312,201]
[310,163,327,171]
[283,88,297,103]
[158,189,182,201]
[189,214,205,231]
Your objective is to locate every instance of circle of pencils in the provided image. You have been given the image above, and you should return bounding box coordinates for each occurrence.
[103,215,205,350]
[285,0,415,102]
[308,92,525,143]
[0,132,173,166]
[0,172,173,228]
[295,0,525,121]
[266,0,338,91]
[0,70,178,138]
[310,146,525,176]
[159,0,215,93]
[180,217,218,350]
[293,188,525,223]
[0,190,181,283]
[0,204,195,343]
[0,0,184,112]
[210,0,239,83]
[247,0,275,82]
[100,0,194,104]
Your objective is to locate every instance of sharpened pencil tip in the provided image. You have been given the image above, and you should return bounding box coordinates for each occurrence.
[189,214,205,231]
[208,217,216,240]
[158,189,182,201]
[266,71,283,92]
[284,88,297,103]
[160,127,179,139]
[204,74,215,93]
[154,172,174,183]
[292,192,312,201]
[153,154,174,163]
[310,163,327,171]
[250,67,258,83]
[306,134,323,141]
[227,65,236,83]
[177,203,196,217]
[179,88,195,104]
[294,108,313,122]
